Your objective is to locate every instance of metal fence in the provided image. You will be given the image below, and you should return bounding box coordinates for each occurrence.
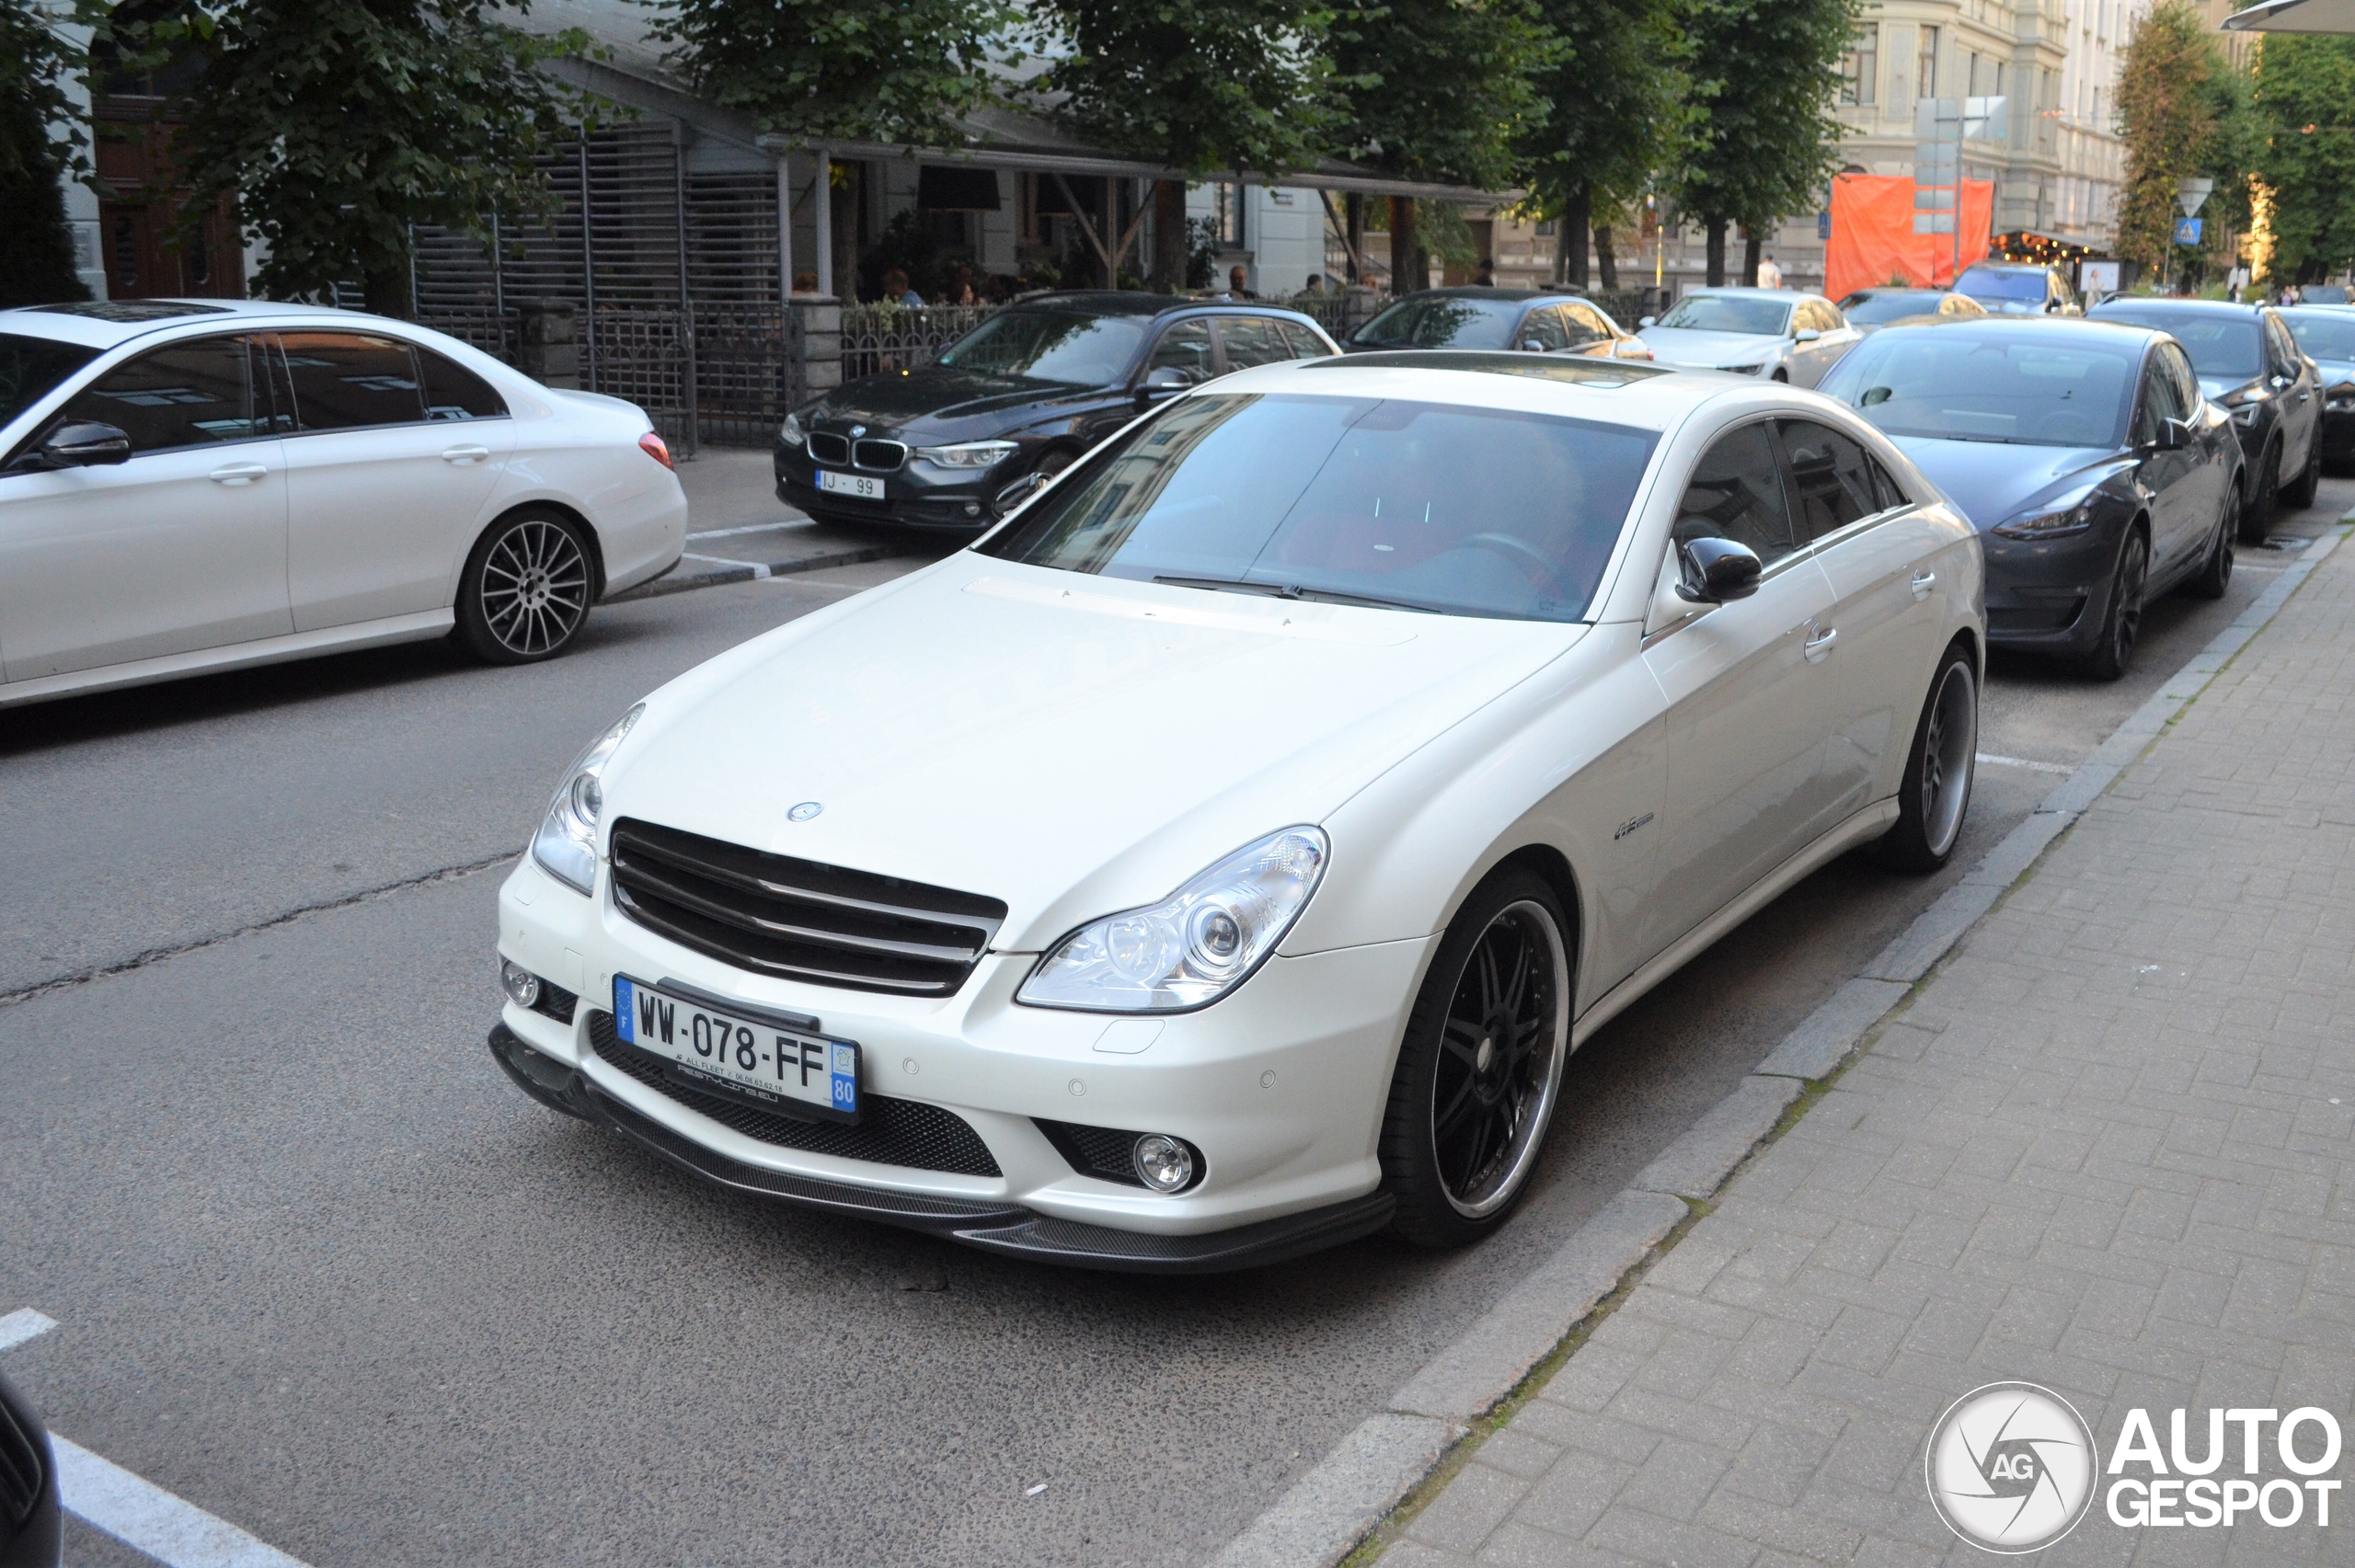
[1289,292,1382,343]
[839,303,997,381]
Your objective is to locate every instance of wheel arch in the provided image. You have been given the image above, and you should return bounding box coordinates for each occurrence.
[1490,842,1586,984]
[471,498,608,603]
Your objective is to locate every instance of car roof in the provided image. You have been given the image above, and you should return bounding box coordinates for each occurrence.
[1877,315,2164,347]
[0,297,434,350]
[1958,260,2054,273]
[2089,297,2266,318]
[1193,350,1794,434]
[1011,291,1323,319]
[1678,287,1813,297]
[1387,287,1569,303]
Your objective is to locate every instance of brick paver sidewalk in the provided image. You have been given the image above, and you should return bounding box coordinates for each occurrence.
[1380,538,2355,1567]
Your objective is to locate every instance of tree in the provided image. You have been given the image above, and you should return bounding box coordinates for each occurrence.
[1671,0,1854,286]
[84,0,592,316]
[2250,35,2355,282]
[2113,1,2220,277]
[0,0,90,305]
[1521,0,1686,289]
[1026,0,1336,290]
[1328,0,1557,292]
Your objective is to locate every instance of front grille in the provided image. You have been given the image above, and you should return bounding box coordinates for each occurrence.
[806,431,850,464]
[590,1010,1002,1176]
[609,818,1005,998]
[0,1391,41,1527]
[853,439,908,471]
[1034,1118,1147,1187]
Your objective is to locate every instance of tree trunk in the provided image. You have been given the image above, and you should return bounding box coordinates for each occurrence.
[1152,180,1187,292]
[1742,230,1762,287]
[1595,225,1619,291]
[1564,187,1591,290]
[1705,217,1727,287]
[1345,193,1364,282]
[1390,196,1419,293]
[1552,217,1567,286]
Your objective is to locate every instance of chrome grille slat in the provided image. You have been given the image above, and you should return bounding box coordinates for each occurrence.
[609,818,1007,998]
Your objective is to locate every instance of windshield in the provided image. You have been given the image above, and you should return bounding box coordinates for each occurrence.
[0,333,99,431]
[1955,268,2046,303]
[2283,311,2355,363]
[2090,308,2260,380]
[934,310,1149,385]
[1350,296,1525,349]
[1655,295,1791,335]
[1840,292,1944,325]
[1817,331,2135,448]
[978,393,1658,623]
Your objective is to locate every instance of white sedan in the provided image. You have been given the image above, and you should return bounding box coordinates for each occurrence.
[0,299,686,706]
[489,349,1983,1271]
[1638,288,1864,385]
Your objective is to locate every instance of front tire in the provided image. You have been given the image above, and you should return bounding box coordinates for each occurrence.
[1877,644,1978,872]
[2282,433,2322,511]
[456,509,594,665]
[2082,529,2148,681]
[2241,444,2280,542]
[2184,486,2236,600]
[1380,867,1572,1249]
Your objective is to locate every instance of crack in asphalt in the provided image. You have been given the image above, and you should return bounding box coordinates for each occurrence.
[0,851,521,1012]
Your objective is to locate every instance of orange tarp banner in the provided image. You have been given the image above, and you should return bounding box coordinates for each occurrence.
[1824,174,1994,302]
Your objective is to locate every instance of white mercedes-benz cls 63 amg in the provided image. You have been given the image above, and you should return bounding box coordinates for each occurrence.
[489,349,1984,1272]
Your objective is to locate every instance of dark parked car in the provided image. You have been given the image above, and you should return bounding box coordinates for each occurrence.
[1953,260,2083,316]
[1341,287,1651,359]
[2296,285,2349,304]
[2089,297,2322,532]
[2279,306,2355,474]
[0,1371,60,1568]
[1817,317,2242,679]
[775,293,1339,532]
[1835,288,1988,334]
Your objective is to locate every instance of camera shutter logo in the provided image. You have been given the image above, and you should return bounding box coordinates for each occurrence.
[1925,1381,2097,1552]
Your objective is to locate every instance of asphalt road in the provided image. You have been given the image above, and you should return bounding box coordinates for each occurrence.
[3,475,2346,1568]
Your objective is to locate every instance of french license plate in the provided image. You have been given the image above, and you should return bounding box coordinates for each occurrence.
[612,976,859,1121]
[815,469,884,500]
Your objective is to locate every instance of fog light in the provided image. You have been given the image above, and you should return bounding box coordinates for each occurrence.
[500,959,541,1010]
[962,501,982,517]
[1132,1134,1195,1193]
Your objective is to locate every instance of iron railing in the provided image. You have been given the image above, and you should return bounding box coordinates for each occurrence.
[839,303,997,381]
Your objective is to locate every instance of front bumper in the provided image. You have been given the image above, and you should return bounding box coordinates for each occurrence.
[2323,403,2355,464]
[493,857,1432,1269]
[1978,524,2124,654]
[774,445,1009,531]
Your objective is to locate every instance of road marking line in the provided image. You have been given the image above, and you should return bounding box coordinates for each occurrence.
[681,552,773,579]
[0,1307,56,1350]
[687,521,803,541]
[52,1436,315,1568]
[1977,751,2074,774]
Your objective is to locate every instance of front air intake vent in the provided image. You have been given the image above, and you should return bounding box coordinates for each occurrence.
[609,818,1005,998]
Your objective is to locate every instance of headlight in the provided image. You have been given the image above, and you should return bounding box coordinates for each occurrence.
[780,412,806,448]
[1991,503,2094,540]
[913,440,1019,469]
[530,704,644,894]
[1719,362,1764,375]
[1017,828,1329,1013]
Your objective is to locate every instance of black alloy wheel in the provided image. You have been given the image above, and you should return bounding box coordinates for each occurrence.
[2085,529,2148,681]
[2282,433,2322,510]
[2186,486,2237,601]
[1878,641,1979,872]
[457,509,594,664]
[1380,866,1571,1248]
[2242,443,2280,542]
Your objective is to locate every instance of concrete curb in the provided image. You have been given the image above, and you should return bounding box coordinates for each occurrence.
[609,543,908,602]
[1200,523,2349,1568]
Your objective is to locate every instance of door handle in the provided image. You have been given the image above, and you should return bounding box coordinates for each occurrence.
[1910,570,1936,601]
[1803,623,1838,663]
[208,462,269,486]
[441,444,492,465]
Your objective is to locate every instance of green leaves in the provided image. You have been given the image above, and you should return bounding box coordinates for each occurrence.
[2114,1,2223,269]
[2249,33,2355,280]
[1327,0,1559,188]
[1672,0,1856,231]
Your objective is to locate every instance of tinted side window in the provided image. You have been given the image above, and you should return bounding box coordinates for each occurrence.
[1675,423,1797,565]
[1520,308,1570,351]
[278,332,427,430]
[418,347,509,419]
[1218,316,1294,371]
[1561,303,1609,347]
[1870,456,1912,511]
[2161,343,2200,414]
[1777,418,1882,540]
[57,335,262,455]
[2134,354,2187,442]
[1273,320,1334,360]
[2265,315,2303,379]
[1146,320,1215,384]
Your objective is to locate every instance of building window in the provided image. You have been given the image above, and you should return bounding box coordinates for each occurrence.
[1917,27,1940,97]
[1842,25,1878,106]
[1209,181,1246,248]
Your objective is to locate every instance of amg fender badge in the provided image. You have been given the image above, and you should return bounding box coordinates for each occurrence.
[1614,812,1655,841]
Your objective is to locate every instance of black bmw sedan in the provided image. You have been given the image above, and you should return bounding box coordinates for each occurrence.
[2088,297,2323,534]
[1817,317,2242,679]
[2280,305,2355,474]
[775,293,1338,532]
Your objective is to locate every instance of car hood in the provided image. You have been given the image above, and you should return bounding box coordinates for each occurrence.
[603,555,1583,953]
[1636,326,1783,366]
[1885,436,2125,529]
[2198,375,2266,402]
[2314,358,2355,387]
[813,365,1110,438]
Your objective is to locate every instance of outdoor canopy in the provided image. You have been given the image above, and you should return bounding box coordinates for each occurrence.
[1823,174,1996,303]
[2223,0,2355,31]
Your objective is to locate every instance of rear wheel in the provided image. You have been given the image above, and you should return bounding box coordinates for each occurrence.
[2282,433,2322,510]
[1878,644,1978,872]
[2241,444,2280,542]
[2184,486,2237,600]
[456,509,593,664]
[1380,867,1572,1249]
[2083,529,2148,681]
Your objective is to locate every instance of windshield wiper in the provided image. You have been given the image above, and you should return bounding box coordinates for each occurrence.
[1152,575,1441,613]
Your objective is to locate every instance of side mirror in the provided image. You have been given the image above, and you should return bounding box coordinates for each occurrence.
[1674,536,1763,603]
[40,421,132,468]
[1795,327,1822,343]
[1134,365,1189,408]
[991,470,1049,518]
[2149,417,2191,452]
[1638,315,1657,328]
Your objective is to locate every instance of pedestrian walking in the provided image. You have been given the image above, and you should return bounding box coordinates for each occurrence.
[1756,251,1784,288]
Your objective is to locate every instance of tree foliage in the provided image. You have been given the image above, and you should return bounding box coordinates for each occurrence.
[0,0,88,304]
[1327,0,1555,189]
[1520,0,1688,281]
[83,0,592,315]
[2113,1,2221,271]
[650,0,1012,147]
[2250,34,2355,281]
